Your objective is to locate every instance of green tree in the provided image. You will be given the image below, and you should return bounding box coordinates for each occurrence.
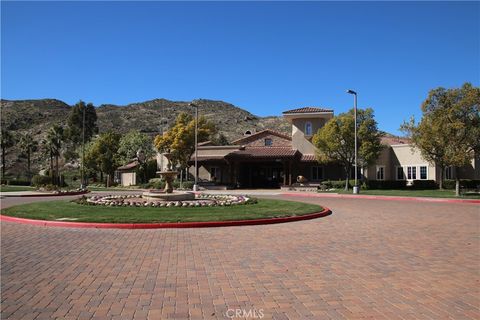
[117,130,155,165]
[154,112,216,170]
[65,100,98,149]
[18,133,38,176]
[313,108,383,190]
[46,125,64,185]
[211,133,230,146]
[401,83,480,193]
[84,132,121,186]
[0,128,15,178]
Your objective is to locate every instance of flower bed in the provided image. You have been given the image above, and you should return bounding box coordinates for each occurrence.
[75,194,256,208]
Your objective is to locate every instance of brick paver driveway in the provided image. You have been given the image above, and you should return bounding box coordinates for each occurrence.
[1,194,479,319]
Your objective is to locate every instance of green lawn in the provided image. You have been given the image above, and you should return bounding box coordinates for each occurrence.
[334,189,480,199]
[1,199,323,223]
[0,185,35,192]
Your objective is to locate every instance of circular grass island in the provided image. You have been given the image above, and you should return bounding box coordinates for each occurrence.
[0,196,329,228]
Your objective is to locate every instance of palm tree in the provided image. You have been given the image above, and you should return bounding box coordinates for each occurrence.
[19,133,38,177]
[41,138,54,184]
[1,128,15,178]
[46,125,64,185]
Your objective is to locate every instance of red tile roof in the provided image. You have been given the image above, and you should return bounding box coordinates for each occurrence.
[283,107,333,114]
[231,129,291,144]
[117,161,139,171]
[227,147,299,159]
[300,154,317,162]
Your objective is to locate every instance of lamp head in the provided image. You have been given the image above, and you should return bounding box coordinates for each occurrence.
[346,89,357,95]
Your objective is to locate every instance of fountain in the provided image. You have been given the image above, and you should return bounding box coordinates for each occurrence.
[142,152,195,201]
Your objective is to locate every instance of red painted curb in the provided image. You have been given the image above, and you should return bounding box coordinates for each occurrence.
[1,191,90,198]
[0,208,331,229]
[282,192,480,204]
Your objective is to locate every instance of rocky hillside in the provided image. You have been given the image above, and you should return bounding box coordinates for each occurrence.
[1,98,290,176]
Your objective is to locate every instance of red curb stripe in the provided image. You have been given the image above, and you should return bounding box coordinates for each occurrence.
[282,192,480,204]
[1,191,90,198]
[0,208,331,229]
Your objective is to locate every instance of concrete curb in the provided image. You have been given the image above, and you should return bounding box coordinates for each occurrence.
[0,208,332,229]
[281,192,480,204]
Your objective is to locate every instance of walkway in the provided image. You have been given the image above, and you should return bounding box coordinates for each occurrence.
[1,194,479,319]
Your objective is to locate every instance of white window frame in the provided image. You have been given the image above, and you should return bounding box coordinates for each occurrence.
[419,165,428,180]
[311,166,323,181]
[399,164,429,181]
[376,165,385,181]
[305,121,313,136]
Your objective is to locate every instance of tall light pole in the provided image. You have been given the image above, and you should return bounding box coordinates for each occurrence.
[81,105,86,189]
[346,89,359,194]
[190,102,199,191]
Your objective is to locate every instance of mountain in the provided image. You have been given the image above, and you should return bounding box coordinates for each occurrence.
[0,98,290,176]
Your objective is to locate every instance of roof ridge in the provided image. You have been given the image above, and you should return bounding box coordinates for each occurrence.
[231,129,291,143]
[283,106,333,114]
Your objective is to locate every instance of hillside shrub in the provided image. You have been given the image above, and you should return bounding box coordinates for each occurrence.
[31,175,52,187]
[411,180,438,189]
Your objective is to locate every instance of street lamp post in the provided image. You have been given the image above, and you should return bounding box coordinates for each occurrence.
[190,102,199,191]
[81,105,86,189]
[346,89,359,194]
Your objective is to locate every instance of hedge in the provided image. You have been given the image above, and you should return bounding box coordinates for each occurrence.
[321,180,357,189]
[443,179,480,190]
[411,180,438,190]
[3,179,31,186]
[31,175,52,187]
[364,180,407,190]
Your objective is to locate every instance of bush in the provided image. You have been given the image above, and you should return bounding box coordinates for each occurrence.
[365,180,407,190]
[42,184,58,191]
[174,181,194,190]
[5,179,31,186]
[412,180,438,190]
[443,179,480,190]
[31,175,52,187]
[321,179,357,189]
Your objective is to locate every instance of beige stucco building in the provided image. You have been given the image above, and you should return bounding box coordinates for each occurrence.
[118,106,479,188]
[187,106,479,188]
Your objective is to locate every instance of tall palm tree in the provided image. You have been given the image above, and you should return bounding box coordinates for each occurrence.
[19,133,38,177]
[1,128,15,178]
[41,138,54,184]
[46,125,64,185]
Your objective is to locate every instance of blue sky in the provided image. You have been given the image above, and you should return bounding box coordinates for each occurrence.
[1,1,479,135]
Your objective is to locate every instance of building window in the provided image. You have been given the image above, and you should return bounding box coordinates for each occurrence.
[264,138,272,146]
[305,122,312,136]
[311,166,323,180]
[210,167,219,182]
[396,167,405,180]
[376,166,385,180]
[407,166,417,180]
[445,166,453,180]
[420,166,427,180]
